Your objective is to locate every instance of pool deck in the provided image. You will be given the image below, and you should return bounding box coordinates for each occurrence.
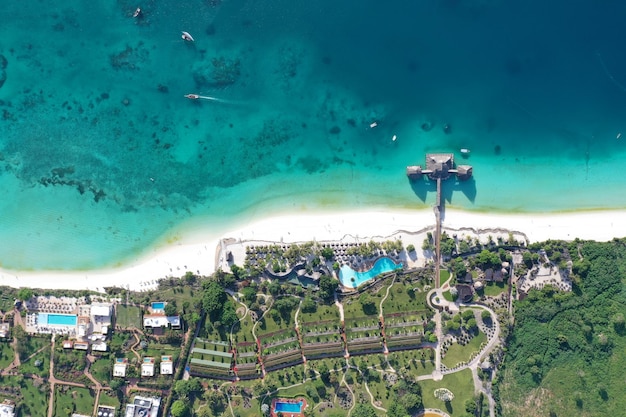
[270,398,307,417]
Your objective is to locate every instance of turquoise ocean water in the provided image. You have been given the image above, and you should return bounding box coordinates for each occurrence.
[2,0,626,271]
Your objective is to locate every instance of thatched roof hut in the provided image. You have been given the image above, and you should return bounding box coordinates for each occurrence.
[426,153,454,180]
[456,165,473,181]
[406,165,422,179]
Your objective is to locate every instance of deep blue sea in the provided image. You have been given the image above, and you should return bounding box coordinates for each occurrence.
[2,0,626,270]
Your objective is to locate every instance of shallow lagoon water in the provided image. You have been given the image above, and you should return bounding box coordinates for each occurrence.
[2,1,626,270]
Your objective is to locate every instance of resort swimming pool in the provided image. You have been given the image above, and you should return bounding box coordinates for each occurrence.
[274,401,303,413]
[339,257,403,288]
[39,313,77,326]
[151,302,165,310]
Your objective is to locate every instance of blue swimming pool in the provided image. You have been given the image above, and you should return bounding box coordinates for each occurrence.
[274,401,303,413]
[39,313,77,326]
[151,302,165,310]
[339,257,403,288]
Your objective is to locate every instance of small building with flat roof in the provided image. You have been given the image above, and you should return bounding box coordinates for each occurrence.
[113,358,128,377]
[141,357,155,377]
[160,355,174,375]
[0,323,10,339]
[0,399,16,417]
[143,315,181,329]
[74,341,89,351]
[92,342,108,352]
[125,396,161,417]
[96,405,116,417]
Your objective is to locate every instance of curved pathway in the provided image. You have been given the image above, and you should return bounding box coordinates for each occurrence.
[345,362,386,414]
[417,299,501,417]
[334,293,345,322]
[129,330,142,361]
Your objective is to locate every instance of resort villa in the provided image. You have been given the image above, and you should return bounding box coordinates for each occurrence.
[141,357,155,377]
[113,358,128,377]
[160,355,174,375]
[143,302,181,332]
[124,396,161,417]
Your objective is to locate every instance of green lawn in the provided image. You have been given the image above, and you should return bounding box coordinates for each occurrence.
[148,286,199,310]
[0,288,18,312]
[1,375,49,417]
[115,305,142,329]
[231,306,256,346]
[256,301,298,337]
[90,357,113,385]
[419,368,475,415]
[54,386,95,416]
[382,281,423,314]
[299,303,340,324]
[343,295,380,322]
[97,389,121,409]
[483,281,507,297]
[440,269,451,283]
[442,290,455,302]
[19,345,50,378]
[0,341,15,369]
[442,332,487,369]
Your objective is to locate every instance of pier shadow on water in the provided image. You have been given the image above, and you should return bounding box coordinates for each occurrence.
[408,177,477,205]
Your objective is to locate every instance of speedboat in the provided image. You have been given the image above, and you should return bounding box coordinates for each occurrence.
[460,148,470,154]
[184,94,200,100]
[133,7,141,18]
[181,31,195,42]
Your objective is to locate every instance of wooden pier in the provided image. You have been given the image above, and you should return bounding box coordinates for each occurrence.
[406,153,473,289]
[434,178,442,288]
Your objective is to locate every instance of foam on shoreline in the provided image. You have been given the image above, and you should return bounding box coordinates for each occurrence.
[1,208,625,293]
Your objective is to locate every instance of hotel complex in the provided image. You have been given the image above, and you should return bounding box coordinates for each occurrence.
[24,296,112,351]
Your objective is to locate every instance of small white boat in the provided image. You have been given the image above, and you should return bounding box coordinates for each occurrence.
[181,31,194,42]
[460,148,470,154]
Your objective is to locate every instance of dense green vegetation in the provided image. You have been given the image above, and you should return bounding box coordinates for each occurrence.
[498,239,626,417]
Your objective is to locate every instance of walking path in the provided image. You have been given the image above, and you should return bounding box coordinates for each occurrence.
[47,334,56,417]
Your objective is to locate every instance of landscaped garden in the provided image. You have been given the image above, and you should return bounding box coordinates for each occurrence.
[0,375,49,417]
[0,340,15,369]
[419,369,475,416]
[115,304,142,329]
[54,385,95,417]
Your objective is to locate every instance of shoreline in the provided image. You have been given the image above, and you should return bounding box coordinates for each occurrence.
[1,208,626,293]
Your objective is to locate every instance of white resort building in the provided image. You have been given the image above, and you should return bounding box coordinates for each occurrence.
[160,355,174,375]
[113,358,128,378]
[141,357,155,377]
[0,400,16,417]
[24,296,113,351]
[125,396,161,417]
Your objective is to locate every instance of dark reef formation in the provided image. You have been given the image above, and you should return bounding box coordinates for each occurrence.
[0,54,7,89]
[40,166,107,203]
[193,56,241,88]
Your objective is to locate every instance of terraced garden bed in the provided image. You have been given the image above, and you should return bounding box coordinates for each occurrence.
[189,338,234,378]
[302,340,344,359]
[263,349,304,371]
[189,357,234,379]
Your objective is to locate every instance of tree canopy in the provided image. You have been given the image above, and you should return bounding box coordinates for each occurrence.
[202,280,227,321]
[319,275,338,301]
[499,239,626,416]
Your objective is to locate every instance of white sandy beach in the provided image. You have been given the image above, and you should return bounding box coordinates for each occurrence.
[1,208,625,293]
